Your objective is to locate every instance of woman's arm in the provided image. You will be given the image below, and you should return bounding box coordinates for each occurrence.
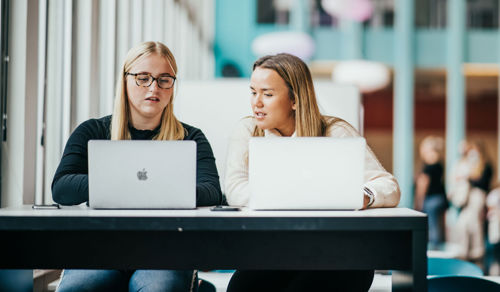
[224,118,254,207]
[189,128,223,206]
[51,120,100,205]
[327,120,401,208]
[414,173,430,211]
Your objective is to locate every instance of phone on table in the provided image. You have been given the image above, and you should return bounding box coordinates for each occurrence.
[32,204,60,210]
[210,205,241,211]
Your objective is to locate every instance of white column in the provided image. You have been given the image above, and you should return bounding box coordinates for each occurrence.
[130,0,143,46]
[98,0,116,116]
[393,0,415,207]
[445,0,466,183]
[116,0,130,74]
[61,0,72,146]
[23,0,40,205]
[43,0,65,203]
[35,0,47,205]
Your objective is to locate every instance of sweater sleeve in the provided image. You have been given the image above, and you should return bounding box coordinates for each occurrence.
[189,128,223,206]
[51,120,100,205]
[224,118,254,206]
[327,120,401,208]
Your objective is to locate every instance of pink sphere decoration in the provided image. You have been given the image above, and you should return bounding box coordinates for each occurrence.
[321,0,374,22]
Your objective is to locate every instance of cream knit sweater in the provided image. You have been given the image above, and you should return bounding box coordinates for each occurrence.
[224,117,401,208]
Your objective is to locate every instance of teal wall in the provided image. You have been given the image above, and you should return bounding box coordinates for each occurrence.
[215,0,500,77]
[214,0,254,77]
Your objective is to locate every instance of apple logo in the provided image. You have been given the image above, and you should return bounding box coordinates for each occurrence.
[137,168,148,180]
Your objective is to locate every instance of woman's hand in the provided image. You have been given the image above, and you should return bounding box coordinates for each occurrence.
[361,193,370,210]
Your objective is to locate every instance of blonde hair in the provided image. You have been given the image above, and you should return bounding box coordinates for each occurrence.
[251,53,333,137]
[420,136,444,164]
[468,140,488,180]
[110,41,185,140]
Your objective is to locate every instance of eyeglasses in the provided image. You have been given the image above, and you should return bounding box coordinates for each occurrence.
[125,72,176,89]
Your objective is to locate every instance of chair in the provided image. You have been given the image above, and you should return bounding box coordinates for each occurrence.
[428,275,500,292]
[174,80,361,193]
[198,279,216,292]
[0,270,33,292]
[428,257,483,277]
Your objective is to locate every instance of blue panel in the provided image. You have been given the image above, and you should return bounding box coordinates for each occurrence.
[215,0,254,77]
[467,30,499,63]
[364,29,394,64]
[416,29,447,67]
[311,28,343,60]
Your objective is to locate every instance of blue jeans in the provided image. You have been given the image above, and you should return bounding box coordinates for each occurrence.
[423,194,448,246]
[56,269,197,292]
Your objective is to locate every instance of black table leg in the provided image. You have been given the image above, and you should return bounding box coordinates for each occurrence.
[412,229,427,292]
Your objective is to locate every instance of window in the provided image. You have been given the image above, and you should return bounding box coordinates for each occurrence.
[257,0,289,24]
[467,0,499,28]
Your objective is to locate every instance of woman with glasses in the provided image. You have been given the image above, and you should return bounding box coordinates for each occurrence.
[224,53,400,292]
[52,41,222,292]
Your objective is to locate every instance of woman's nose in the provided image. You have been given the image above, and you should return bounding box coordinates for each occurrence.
[149,79,160,91]
[252,94,263,107]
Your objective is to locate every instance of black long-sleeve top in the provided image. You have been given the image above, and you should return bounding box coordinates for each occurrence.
[469,162,493,193]
[52,115,222,206]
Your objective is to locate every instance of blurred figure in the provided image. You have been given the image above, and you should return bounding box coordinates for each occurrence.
[414,136,448,249]
[448,140,493,261]
[486,186,500,275]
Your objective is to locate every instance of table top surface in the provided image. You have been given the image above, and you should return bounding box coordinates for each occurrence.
[0,205,424,217]
[0,205,426,231]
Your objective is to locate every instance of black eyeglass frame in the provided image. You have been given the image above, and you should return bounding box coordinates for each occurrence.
[125,72,177,89]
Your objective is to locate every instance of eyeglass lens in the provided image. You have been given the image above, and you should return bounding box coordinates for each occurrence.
[135,74,175,89]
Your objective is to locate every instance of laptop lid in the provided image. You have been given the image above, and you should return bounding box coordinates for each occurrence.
[88,140,196,209]
[248,137,365,210]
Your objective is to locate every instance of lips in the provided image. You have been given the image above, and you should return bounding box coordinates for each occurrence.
[254,111,266,119]
[145,96,160,102]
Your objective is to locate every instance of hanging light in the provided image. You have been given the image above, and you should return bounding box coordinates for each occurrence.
[321,0,374,22]
[332,60,391,93]
[252,31,316,61]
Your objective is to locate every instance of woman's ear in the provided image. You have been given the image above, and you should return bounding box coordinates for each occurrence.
[292,102,297,111]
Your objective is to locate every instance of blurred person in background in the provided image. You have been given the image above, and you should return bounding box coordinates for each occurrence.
[414,136,448,250]
[448,140,493,262]
[486,185,500,275]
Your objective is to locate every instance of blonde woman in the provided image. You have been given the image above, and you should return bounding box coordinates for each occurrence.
[224,53,400,292]
[414,136,448,248]
[449,140,493,261]
[52,41,221,291]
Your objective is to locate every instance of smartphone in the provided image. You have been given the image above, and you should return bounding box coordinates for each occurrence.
[32,204,60,210]
[210,205,241,211]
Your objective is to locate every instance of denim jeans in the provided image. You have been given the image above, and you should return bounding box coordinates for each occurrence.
[56,269,197,292]
[423,194,448,246]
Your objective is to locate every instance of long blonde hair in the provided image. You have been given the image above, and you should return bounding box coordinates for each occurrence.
[251,53,332,137]
[468,140,489,180]
[110,41,185,140]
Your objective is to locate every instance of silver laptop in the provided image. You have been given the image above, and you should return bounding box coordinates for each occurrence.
[248,137,365,210]
[88,140,196,209]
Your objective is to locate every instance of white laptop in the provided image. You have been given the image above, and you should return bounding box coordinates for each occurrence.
[88,140,196,209]
[248,137,365,210]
